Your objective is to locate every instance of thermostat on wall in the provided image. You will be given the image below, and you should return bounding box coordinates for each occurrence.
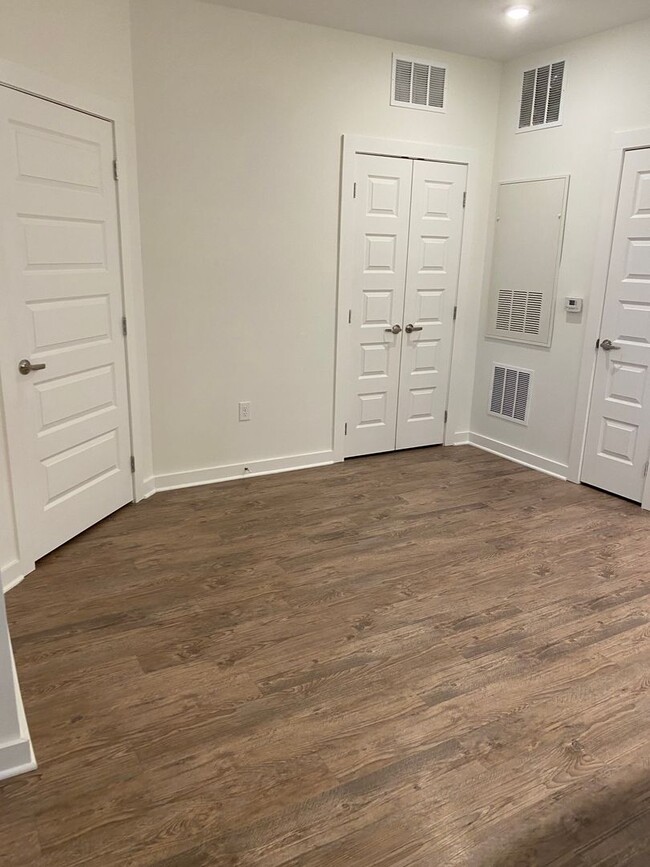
[565,297,583,313]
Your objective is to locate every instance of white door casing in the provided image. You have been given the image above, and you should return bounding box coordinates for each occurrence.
[0,87,133,560]
[345,154,414,458]
[582,147,650,502]
[397,159,467,450]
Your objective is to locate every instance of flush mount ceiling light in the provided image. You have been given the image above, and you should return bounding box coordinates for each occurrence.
[506,5,532,20]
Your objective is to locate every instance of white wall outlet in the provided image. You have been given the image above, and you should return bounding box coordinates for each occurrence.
[239,401,251,422]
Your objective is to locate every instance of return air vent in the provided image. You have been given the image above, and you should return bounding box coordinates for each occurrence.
[392,54,446,112]
[489,365,532,425]
[495,290,543,336]
[519,61,565,130]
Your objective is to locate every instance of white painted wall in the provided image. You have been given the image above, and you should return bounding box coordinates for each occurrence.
[0,0,153,589]
[130,0,501,480]
[472,18,650,475]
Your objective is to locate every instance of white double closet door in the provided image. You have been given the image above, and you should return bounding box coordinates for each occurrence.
[0,87,133,562]
[345,154,466,459]
[582,147,650,503]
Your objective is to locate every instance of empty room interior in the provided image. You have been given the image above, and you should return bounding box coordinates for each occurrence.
[2,0,650,863]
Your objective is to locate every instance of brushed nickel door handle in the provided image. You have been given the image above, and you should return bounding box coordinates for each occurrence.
[600,339,621,351]
[385,325,402,334]
[18,359,47,375]
[405,324,423,334]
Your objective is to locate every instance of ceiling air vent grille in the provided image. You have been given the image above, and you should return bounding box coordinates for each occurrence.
[489,365,532,425]
[519,61,565,130]
[495,290,543,336]
[392,55,446,112]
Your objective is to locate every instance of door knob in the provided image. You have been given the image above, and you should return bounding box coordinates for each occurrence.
[18,359,47,375]
[405,324,423,334]
[600,339,621,351]
[385,325,402,334]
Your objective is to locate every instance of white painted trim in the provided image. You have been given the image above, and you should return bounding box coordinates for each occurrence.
[0,57,153,579]
[0,738,34,781]
[468,432,569,480]
[452,431,471,445]
[141,477,157,500]
[334,134,476,462]
[0,637,36,780]
[1,561,32,594]
[155,450,336,493]
[568,127,650,510]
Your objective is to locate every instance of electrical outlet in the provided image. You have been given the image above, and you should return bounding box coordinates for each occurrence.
[239,401,251,422]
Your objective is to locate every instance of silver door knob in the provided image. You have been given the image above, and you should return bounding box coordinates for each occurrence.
[600,339,621,351]
[18,359,47,375]
[405,324,423,334]
[385,325,402,334]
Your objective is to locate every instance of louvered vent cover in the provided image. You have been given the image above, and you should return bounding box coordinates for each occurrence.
[392,55,446,112]
[495,290,543,336]
[519,61,565,130]
[489,365,532,425]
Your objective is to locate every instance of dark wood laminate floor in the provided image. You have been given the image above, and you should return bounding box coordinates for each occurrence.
[2,445,650,866]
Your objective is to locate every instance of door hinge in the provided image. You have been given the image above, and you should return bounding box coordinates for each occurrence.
[644,460,649,478]
[453,305,458,321]
[444,410,448,423]
[348,309,352,324]
[462,191,467,208]
[353,182,357,199]
[345,423,348,436]
[130,455,136,474]
[113,159,119,182]
[122,316,128,337]
[595,338,600,350]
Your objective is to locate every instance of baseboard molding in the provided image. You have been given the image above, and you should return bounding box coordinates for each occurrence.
[468,433,569,480]
[140,476,157,500]
[1,558,34,594]
[451,430,470,446]
[155,450,336,493]
[0,648,36,781]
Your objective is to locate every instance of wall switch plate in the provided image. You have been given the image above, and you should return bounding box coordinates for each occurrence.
[239,401,251,421]
[565,297,583,313]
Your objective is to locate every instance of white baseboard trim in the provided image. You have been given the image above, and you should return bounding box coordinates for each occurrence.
[468,433,569,480]
[0,738,35,781]
[140,476,157,500]
[155,450,336,493]
[1,558,34,594]
[451,430,470,446]
[0,651,36,781]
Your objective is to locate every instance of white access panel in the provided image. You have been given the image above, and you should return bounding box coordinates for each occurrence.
[485,177,569,347]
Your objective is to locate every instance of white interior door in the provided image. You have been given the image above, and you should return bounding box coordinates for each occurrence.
[345,154,413,458]
[345,153,466,458]
[0,87,133,560]
[583,148,650,502]
[397,159,467,450]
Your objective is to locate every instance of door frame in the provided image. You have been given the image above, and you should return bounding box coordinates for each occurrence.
[0,58,154,590]
[568,127,650,510]
[333,135,475,462]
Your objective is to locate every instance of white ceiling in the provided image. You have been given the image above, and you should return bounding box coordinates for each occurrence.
[202,0,650,61]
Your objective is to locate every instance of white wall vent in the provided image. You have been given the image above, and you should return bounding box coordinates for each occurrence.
[391,54,446,113]
[495,289,543,336]
[489,365,532,425]
[518,61,565,131]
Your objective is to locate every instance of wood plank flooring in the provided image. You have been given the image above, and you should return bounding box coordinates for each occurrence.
[2,445,650,865]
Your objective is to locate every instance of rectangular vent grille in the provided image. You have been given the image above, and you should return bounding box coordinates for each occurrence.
[392,55,446,112]
[495,289,543,335]
[519,61,565,130]
[489,365,532,425]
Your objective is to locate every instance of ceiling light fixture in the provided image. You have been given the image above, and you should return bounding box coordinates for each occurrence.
[506,5,531,20]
